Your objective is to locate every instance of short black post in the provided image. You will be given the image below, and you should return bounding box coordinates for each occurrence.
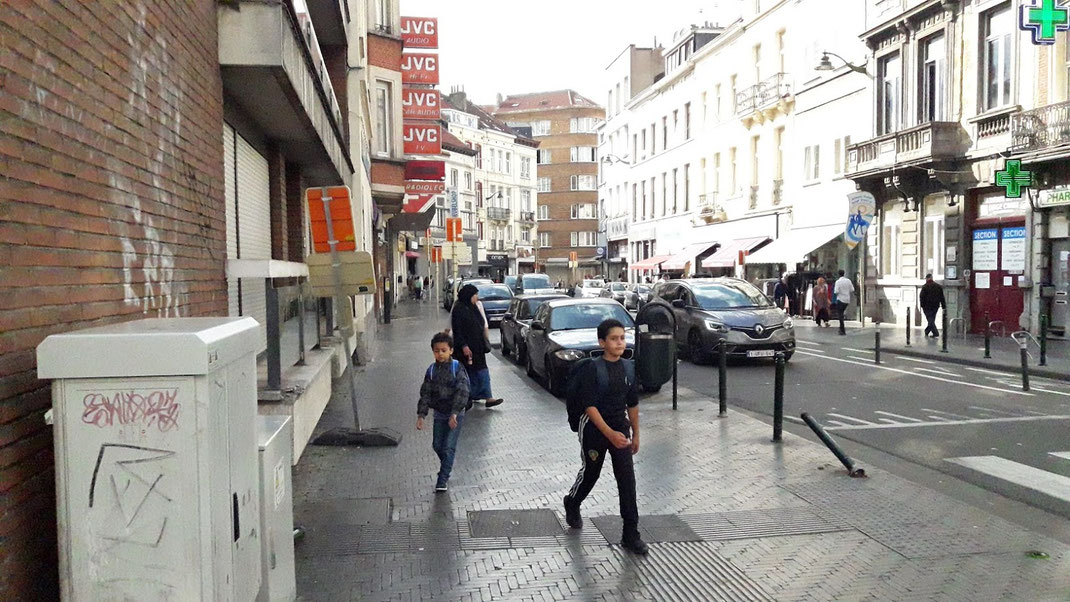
[984,312,991,359]
[297,281,307,366]
[1040,314,1048,367]
[383,276,392,324]
[1020,342,1031,392]
[905,307,911,346]
[801,413,865,477]
[940,309,949,353]
[772,352,785,442]
[672,345,678,411]
[718,340,728,416]
[874,329,881,364]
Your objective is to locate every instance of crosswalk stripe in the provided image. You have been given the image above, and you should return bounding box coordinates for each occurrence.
[946,456,1070,503]
[1051,452,1070,461]
[916,367,961,377]
[873,411,923,423]
[899,356,935,364]
[968,405,1019,417]
[848,355,873,362]
[844,347,872,354]
[966,366,1005,376]
[825,414,1070,430]
[827,413,876,425]
[921,408,971,420]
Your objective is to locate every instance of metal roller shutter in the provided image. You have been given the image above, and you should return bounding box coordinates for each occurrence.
[224,124,239,319]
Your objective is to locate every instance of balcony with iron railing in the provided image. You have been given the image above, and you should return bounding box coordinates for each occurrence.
[694,193,727,225]
[735,73,793,124]
[518,211,536,223]
[1010,100,1070,154]
[845,121,969,179]
[487,207,511,221]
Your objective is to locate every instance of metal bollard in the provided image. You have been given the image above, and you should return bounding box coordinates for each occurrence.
[672,345,679,411]
[874,329,881,364]
[773,352,785,442]
[801,413,866,477]
[940,310,949,353]
[905,307,911,346]
[718,340,728,416]
[984,312,991,359]
[1040,314,1048,367]
[1020,341,1030,392]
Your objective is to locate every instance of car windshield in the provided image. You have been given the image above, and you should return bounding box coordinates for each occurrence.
[527,299,554,315]
[522,274,552,289]
[582,280,605,288]
[692,282,772,310]
[505,276,517,288]
[609,283,627,291]
[476,284,513,301]
[549,303,634,331]
[637,285,651,293]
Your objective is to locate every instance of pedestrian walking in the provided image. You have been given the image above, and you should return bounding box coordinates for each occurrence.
[786,272,802,317]
[413,275,423,300]
[563,319,648,555]
[813,276,831,327]
[919,273,946,338]
[773,274,788,310]
[834,269,855,335]
[416,332,470,492]
[450,284,504,409]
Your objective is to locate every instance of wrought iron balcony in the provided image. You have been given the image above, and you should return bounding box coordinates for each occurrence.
[487,207,511,221]
[694,194,727,225]
[845,121,969,179]
[1010,100,1070,153]
[735,73,793,118]
[518,211,536,223]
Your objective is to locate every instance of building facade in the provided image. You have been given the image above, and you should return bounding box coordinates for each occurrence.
[494,91,604,285]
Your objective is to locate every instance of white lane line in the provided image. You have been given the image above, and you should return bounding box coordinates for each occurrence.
[873,411,923,423]
[926,416,954,422]
[826,420,850,427]
[848,355,874,362]
[921,408,973,420]
[916,367,962,377]
[827,413,877,425]
[799,347,827,354]
[877,419,900,424]
[898,356,936,365]
[795,350,1034,396]
[784,415,805,424]
[968,406,1020,417]
[844,347,873,354]
[1028,387,1070,398]
[966,367,1006,376]
[946,456,1070,503]
[795,340,823,348]
[1051,452,1070,460]
[826,414,1070,430]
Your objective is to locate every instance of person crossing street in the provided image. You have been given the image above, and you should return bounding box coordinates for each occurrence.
[919,273,946,338]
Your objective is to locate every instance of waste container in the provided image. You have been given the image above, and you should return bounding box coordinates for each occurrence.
[257,416,296,602]
[635,300,677,393]
[37,317,263,601]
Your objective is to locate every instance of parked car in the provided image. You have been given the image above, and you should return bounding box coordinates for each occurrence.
[524,298,635,396]
[656,278,795,364]
[474,282,513,326]
[443,277,491,311]
[600,282,638,309]
[573,278,606,299]
[499,293,567,362]
[634,284,654,309]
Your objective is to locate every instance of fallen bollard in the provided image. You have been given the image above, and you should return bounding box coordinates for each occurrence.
[718,340,728,417]
[772,352,785,442]
[801,412,866,477]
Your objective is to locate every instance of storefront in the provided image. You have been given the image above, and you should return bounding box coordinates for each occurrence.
[967,191,1027,333]
[482,253,510,282]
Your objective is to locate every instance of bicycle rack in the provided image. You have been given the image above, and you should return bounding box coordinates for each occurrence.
[988,320,1007,338]
[1010,331,1041,361]
[948,317,967,340]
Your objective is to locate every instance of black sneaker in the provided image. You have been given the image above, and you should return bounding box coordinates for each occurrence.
[621,536,649,555]
[434,482,448,492]
[485,398,504,408]
[563,496,582,528]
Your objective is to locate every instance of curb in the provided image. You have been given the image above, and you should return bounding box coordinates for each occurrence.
[881,346,1070,383]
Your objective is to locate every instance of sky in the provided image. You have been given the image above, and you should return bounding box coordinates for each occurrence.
[397,0,745,106]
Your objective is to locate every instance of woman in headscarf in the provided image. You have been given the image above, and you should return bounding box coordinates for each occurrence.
[450,284,504,409]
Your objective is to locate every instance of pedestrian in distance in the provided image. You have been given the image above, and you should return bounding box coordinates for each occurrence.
[773,274,789,310]
[834,269,855,335]
[417,332,470,492]
[919,273,946,338]
[563,319,648,555]
[450,284,504,409]
[813,276,831,327]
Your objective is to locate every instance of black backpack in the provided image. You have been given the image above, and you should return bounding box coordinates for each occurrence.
[565,357,635,432]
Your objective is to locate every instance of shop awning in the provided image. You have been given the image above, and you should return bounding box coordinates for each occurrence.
[661,241,719,271]
[744,224,843,265]
[630,254,673,271]
[404,251,422,258]
[702,237,770,268]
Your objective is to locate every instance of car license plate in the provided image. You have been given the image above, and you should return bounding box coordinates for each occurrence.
[746,350,775,358]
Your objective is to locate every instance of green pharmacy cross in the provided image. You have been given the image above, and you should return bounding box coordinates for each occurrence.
[1021,0,1070,45]
[994,160,1033,198]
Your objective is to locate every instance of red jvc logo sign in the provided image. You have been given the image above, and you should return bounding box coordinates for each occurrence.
[401,53,439,85]
[402,87,440,120]
[401,17,438,48]
[403,123,441,155]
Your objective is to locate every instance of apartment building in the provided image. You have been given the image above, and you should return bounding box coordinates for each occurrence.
[494,91,604,285]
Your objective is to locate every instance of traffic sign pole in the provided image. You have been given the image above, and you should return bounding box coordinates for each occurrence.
[320,188,362,432]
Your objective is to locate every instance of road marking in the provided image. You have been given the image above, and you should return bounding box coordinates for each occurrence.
[844,347,873,354]
[848,355,874,362]
[926,416,953,421]
[795,340,823,348]
[798,347,827,354]
[826,414,1070,430]
[966,367,1006,376]
[920,408,975,420]
[916,367,961,377]
[898,356,936,364]
[826,420,850,428]
[795,350,1034,396]
[1050,451,1070,461]
[946,456,1070,504]
[877,419,901,424]
[874,411,923,423]
[784,415,804,424]
[827,413,877,425]
[968,406,1020,417]
[1028,387,1070,398]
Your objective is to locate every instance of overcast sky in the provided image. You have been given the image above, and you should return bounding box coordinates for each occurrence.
[397,0,745,105]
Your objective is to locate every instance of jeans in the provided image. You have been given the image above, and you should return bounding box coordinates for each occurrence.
[432,410,464,485]
[835,302,849,334]
[923,308,939,337]
[567,415,639,542]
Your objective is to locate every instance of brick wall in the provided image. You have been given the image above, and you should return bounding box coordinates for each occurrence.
[367,32,402,70]
[0,1,225,596]
[286,162,306,262]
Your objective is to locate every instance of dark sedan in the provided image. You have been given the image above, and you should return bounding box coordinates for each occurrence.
[475,283,513,326]
[523,298,635,396]
[499,293,567,362]
[600,282,638,309]
[634,284,654,309]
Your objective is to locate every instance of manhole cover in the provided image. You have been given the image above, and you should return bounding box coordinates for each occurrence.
[467,509,563,538]
[591,514,701,545]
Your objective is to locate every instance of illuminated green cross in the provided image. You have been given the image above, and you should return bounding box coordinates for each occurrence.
[1024,0,1070,44]
[994,160,1033,198]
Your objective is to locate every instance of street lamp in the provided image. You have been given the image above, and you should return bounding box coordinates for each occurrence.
[601,154,632,166]
[815,51,870,77]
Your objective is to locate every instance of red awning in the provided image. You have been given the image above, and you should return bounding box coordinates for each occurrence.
[701,237,770,268]
[404,251,422,258]
[661,242,719,271]
[629,254,673,270]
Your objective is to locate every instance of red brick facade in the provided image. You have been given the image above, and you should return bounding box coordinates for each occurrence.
[0,1,224,597]
[368,32,403,70]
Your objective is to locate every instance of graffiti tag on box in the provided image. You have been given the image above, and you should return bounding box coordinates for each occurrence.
[82,389,181,432]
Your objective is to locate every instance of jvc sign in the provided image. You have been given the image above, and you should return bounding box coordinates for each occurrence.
[401,54,439,85]
[400,17,438,48]
[403,123,441,155]
[402,88,440,120]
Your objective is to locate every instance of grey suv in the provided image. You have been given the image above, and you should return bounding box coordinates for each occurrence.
[655,278,795,363]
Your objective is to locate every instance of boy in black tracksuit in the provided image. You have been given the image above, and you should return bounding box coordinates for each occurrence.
[563,319,648,555]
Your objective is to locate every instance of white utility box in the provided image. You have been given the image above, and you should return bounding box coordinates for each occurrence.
[256,416,296,601]
[37,317,263,601]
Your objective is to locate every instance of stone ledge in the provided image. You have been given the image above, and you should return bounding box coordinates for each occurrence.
[257,346,338,464]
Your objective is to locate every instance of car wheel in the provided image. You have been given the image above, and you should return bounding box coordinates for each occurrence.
[642,383,662,393]
[688,330,709,365]
[547,357,564,397]
[517,342,527,364]
[501,334,511,357]
[526,351,537,378]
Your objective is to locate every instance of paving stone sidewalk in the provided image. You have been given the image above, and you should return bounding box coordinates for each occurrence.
[292,300,1070,601]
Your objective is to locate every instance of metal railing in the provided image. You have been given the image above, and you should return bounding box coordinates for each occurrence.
[947,317,967,339]
[735,73,791,116]
[486,207,511,221]
[518,211,535,223]
[988,320,1007,337]
[1010,99,1070,151]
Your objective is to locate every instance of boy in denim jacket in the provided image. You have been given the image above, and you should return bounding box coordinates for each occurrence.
[417,332,471,491]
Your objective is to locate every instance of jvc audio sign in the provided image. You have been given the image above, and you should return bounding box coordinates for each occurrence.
[401,53,439,85]
[402,88,440,120]
[400,17,438,48]
[403,123,441,155]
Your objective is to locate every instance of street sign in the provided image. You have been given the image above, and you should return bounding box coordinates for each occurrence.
[402,88,441,120]
[405,159,445,181]
[306,251,376,296]
[402,194,435,214]
[401,53,439,85]
[446,217,463,242]
[306,187,356,253]
[431,246,443,263]
[403,123,441,155]
[400,17,438,48]
[405,180,445,195]
[441,242,472,264]
[449,189,459,217]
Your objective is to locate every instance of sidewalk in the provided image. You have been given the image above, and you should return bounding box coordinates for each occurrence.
[796,318,1070,381]
[291,299,1070,601]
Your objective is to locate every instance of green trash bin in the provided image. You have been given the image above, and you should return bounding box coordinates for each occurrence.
[637,332,674,392]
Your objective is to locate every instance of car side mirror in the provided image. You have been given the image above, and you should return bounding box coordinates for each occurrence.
[530,321,545,331]
[671,299,685,308]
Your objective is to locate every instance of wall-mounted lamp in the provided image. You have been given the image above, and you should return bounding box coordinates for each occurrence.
[815,51,870,77]
[601,154,632,166]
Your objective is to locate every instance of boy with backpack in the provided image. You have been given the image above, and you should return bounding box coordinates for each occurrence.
[563,319,648,555]
[417,332,471,492]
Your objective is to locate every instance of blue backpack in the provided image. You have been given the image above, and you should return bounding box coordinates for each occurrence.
[565,357,635,432]
[426,359,461,383]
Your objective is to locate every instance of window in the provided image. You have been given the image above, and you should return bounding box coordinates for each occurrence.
[518,157,529,179]
[750,136,760,186]
[375,0,390,29]
[662,116,668,149]
[538,232,552,247]
[701,92,708,124]
[521,189,532,211]
[671,168,679,213]
[881,213,902,277]
[803,144,820,181]
[571,175,597,190]
[641,181,648,218]
[684,103,691,139]
[571,204,597,219]
[570,147,597,162]
[497,150,503,173]
[774,127,784,180]
[730,74,737,112]
[641,128,648,159]
[571,231,597,247]
[464,172,473,190]
[920,34,946,122]
[777,29,786,73]
[632,134,638,160]
[924,199,946,279]
[537,149,552,164]
[660,173,667,216]
[878,53,901,134]
[532,120,551,136]
[715,84,722,118]
[713,153,721,193]
[684,164,690,212]
[632,183,638,218]
[505,152,512,174]
[983,4,1013,110]
[450,169,458,188]
[570,117,600,133]
[374,80,393,155]
[537,177,551,192]
[729,147,737,193]
[833,135,851,175]
[537,204,550,220]
[753,43,762,82]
